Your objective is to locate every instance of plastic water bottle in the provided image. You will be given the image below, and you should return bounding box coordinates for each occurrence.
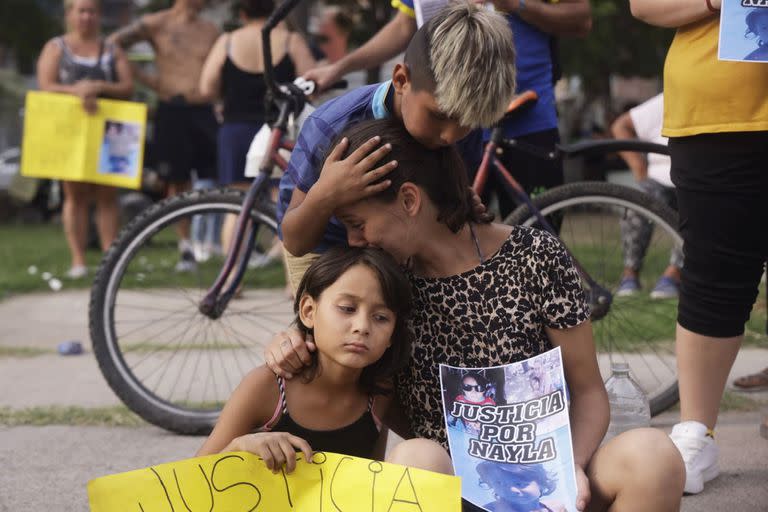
[604,363,650,442]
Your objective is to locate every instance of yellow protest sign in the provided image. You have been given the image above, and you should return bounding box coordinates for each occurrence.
[21,91,147,189]
[88,451,461,511]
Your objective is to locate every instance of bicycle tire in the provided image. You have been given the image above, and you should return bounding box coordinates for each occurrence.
[89,188,291,434]
[505,181,682,416]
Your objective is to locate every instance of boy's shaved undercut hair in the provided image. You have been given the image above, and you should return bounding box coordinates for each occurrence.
[404,1,516,129]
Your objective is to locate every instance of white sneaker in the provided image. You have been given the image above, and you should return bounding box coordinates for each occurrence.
[669,421,720,494]
[175,239,197,273]
[192,241,212,263]
[65,265,88,279]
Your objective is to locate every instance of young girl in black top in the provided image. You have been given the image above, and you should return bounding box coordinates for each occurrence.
[197,247,411,471]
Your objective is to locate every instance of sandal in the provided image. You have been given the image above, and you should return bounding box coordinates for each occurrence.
[732,367,768,392]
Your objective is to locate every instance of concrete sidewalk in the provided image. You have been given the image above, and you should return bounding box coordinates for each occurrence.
[1,290,766,510]
[1,413,765,511]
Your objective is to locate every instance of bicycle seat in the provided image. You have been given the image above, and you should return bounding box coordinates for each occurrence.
[501,90,539,121]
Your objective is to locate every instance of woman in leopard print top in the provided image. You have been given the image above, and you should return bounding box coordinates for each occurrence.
[271,119,685,512]
[402,226,590,447]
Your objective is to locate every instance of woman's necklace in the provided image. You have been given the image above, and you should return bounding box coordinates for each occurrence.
[468,223,486,264]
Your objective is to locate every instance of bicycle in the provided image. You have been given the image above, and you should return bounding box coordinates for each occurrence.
[475,91,681,418]
[90,0,682,434]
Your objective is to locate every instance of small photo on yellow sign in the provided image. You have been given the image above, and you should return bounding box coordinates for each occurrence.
[21,91,147,190]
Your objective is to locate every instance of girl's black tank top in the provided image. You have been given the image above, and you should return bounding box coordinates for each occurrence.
[262,376,380,459]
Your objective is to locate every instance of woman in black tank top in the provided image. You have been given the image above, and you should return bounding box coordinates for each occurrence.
[35,0,134,280]
[197,248,412,472]
[199,0,316,187]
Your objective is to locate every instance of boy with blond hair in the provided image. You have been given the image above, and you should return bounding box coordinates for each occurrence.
[278,1,516,289]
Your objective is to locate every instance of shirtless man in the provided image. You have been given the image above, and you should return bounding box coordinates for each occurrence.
[109,0,220,271]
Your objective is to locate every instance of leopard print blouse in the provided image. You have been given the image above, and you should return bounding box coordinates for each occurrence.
[397,226,590,447]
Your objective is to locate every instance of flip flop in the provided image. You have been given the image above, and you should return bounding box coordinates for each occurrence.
[732,368,768,392]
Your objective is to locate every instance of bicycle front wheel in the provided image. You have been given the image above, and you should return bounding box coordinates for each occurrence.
[506,182,682,416]
[89,188,292,434]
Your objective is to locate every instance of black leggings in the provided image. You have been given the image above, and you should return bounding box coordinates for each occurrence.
[670,131,768,338]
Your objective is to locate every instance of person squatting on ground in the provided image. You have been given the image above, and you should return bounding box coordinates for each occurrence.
[36,0,134,280]
[610,93,682,299]
[267,118,686,512]
[277,1,517,292]
[631,0,768,495]
[109,0,220,272]
[197,247,412,467]
[303,0,592,219]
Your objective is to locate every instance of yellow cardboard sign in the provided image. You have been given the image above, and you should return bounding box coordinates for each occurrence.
[87,451,461,511]
[21,91,147,189]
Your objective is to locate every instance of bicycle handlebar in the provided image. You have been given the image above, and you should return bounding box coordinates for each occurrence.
[563,139,670,157]
[262,0,302,102]
[262,0,348,129]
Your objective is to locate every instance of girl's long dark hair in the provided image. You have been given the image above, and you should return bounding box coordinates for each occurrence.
[329,118,485,232]
[294,247,413,395]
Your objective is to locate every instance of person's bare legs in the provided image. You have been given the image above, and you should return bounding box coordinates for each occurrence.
[61,181,90,269]
[586,428,684,512]
[385,438,453,475]
[669,325,741,494]
[168,181,192,240]
[676,324,742,429]
[94,185,119,251]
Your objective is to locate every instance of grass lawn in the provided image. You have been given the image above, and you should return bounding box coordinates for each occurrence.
[0,405,144,427]
[1,221,765,349]
[0,222,285,297]
[0,223,103,296]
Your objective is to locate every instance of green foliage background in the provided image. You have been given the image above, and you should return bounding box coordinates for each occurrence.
[560,0,673,95]
[0,0,60,74]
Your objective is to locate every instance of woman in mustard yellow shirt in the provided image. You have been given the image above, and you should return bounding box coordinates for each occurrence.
[631,0,768,496]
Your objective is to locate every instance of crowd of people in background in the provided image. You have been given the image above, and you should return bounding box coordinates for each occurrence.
[35,0,766,508]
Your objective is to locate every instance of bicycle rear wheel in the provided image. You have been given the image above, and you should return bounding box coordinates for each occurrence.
[506,182,682,415]
[89,188,292,434]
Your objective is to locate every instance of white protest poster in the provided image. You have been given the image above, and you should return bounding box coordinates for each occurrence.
[440,347,577,511]
[414,0,449,27]
[719,0,768,62]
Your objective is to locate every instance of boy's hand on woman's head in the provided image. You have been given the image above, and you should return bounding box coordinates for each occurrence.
[223,432,313,474]
[314,136,397,209]
[265,328,316,379]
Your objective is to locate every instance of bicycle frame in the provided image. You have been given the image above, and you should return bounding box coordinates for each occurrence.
[199,0,304,318]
